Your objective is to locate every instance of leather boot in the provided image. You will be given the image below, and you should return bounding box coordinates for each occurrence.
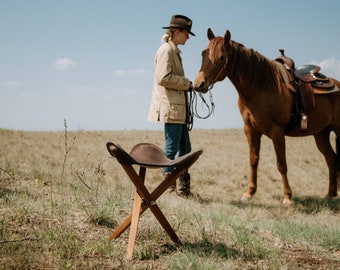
[178,172,191,197]
[164,172,176,193]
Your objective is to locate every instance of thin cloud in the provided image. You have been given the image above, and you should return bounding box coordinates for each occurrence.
[112,68,148,77]
[1,80,22,87]
[54,58,77,70]
[311,57,340,77]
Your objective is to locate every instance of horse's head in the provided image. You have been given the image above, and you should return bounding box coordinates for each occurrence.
[194,28,231,93]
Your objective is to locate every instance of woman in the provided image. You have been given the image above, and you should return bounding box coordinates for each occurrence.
[148,14,195,197]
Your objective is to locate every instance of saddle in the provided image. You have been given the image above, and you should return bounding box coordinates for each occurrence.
[294,65,336,90]
[275,49,339,133]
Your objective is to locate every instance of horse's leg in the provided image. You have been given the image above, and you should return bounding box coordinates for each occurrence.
[314,128,337,197]
[242,124,261,201]
[336,136,340,189]
[271,133,293,204]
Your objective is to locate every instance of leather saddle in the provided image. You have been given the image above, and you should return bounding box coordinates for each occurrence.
[275,49,339,133]
[107,142,202,169]
[294,65,336,90]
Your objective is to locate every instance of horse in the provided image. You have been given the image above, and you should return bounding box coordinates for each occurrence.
[193,28,340,204]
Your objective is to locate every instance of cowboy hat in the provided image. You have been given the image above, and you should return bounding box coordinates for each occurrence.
[162,14,195,36]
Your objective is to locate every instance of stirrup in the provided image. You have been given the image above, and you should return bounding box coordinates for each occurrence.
[300,114,308,132]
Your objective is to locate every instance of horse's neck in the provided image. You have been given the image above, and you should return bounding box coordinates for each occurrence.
[227,43,278,100]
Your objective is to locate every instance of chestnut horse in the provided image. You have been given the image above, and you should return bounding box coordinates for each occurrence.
[194,28,340,204]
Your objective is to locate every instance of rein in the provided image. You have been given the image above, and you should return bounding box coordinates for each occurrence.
[187,90,215,131]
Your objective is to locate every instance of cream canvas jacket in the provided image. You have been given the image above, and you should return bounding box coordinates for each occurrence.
[148,40,191,124]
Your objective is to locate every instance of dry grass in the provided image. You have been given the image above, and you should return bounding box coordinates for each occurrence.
[1,128,340,269]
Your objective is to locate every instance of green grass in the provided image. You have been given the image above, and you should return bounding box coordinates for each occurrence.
[1,128,340,269]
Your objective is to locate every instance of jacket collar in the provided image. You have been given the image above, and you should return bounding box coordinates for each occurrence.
[168,40,181,55]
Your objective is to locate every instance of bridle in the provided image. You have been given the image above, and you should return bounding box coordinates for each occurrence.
[187,55,228,131]
[187,90,215,130]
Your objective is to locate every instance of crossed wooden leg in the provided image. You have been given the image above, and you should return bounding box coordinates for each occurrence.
[109,164,185,259]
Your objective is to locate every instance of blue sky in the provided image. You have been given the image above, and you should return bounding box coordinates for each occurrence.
[1,0,340,131]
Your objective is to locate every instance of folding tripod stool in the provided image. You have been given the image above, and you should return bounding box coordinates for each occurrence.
[106,142,202,259]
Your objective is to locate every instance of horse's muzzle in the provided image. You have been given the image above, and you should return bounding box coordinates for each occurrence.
[193,81,208,93]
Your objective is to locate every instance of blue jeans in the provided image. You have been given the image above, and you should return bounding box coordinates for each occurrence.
[163,123,191,174]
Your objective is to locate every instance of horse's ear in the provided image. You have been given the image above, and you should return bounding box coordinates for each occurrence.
[224,30,231,49]
[207,28,215,40]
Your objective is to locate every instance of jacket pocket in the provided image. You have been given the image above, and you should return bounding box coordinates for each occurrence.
[168,103,186,121]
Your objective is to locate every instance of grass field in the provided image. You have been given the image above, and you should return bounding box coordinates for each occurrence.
[1,127,340,269]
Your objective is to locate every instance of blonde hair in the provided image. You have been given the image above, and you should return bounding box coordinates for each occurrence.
[162,29,175,42]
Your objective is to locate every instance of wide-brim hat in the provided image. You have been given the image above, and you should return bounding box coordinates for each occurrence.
[162,14,195,36]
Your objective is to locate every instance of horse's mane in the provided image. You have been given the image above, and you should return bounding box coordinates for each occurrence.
[213,38,281,90]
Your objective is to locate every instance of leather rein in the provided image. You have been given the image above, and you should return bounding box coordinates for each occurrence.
[187,57,228,131]
[187,90,215,130]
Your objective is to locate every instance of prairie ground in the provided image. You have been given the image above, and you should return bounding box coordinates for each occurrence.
[1,128,340,269]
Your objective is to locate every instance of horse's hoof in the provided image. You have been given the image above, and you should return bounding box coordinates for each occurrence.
[326,192,337,198]
[241,193,252,202]
[241,196,248,202]
[282,198,293,205]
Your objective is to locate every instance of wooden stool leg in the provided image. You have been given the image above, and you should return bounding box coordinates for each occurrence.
[108,167,185,240]
[126,191,142,259]
[125,167,182,246]
[147,201,182,245]
[126,167,146,259]
[108,214,134,240]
